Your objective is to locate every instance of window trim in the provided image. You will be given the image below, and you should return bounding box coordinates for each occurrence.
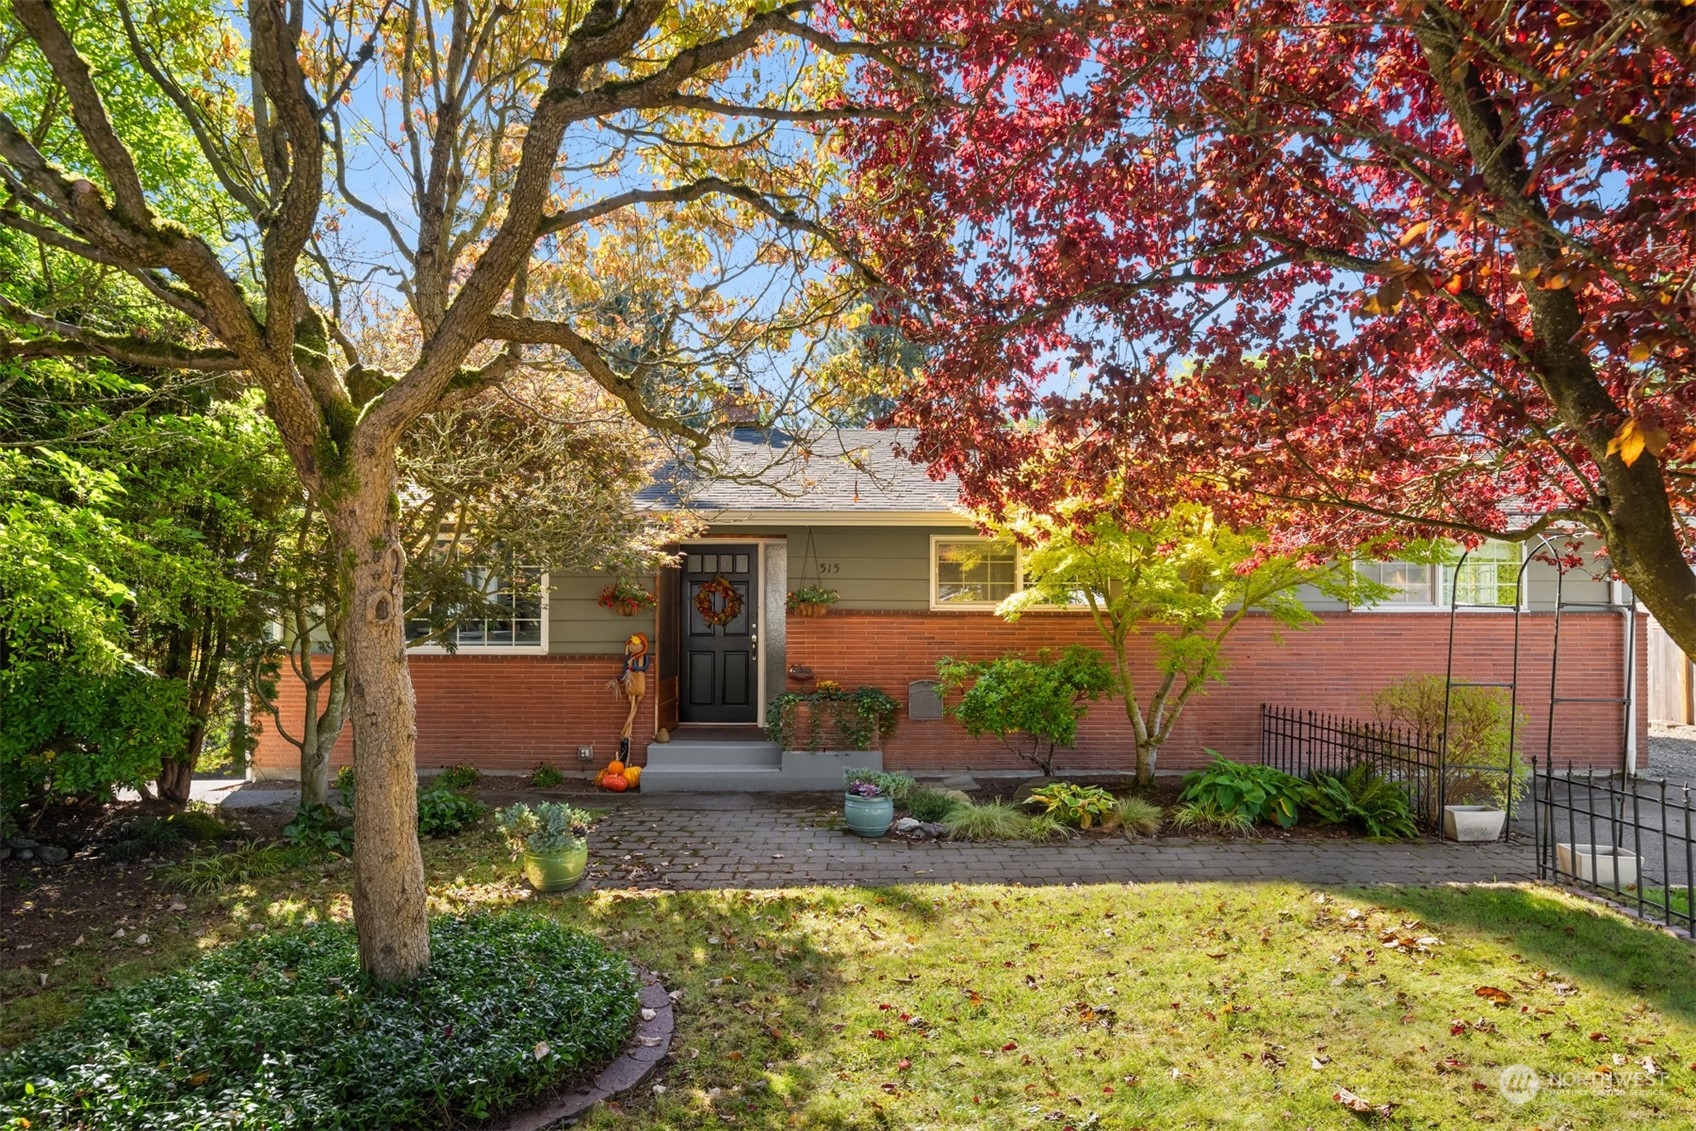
[406,567,551,654]
[929,534,1022,611]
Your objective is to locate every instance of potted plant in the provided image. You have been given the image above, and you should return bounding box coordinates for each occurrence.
[598,581,657,617]
[787,585,839,618]
[842,768,910,837]
[496,801,591,891]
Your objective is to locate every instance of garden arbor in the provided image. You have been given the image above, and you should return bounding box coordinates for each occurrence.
[0,0,887,980]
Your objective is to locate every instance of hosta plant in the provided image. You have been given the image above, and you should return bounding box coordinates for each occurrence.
[1177,753,1307,829]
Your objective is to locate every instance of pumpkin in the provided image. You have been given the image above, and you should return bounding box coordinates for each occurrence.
[605,759,626,776]
[602,773,629,792]
[624,765,641,789]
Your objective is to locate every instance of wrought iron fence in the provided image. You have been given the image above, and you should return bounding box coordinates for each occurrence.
[1259,705,1447,831]
[1532,758,1695,937]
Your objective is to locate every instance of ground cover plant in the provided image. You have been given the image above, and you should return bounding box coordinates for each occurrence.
[0,913,639,1130]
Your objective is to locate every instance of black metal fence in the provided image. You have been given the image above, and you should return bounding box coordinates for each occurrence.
[1533,758,1695,937]
[1259,705,1446,831]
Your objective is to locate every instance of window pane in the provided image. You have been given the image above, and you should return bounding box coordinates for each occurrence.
[514,621,542,646]
[935,540,1018,605]
[1360,560,1437,605]
[735,554,749,573]
[687,554,702,573]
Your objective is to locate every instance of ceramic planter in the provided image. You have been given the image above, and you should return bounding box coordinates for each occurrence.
[1442,805,1507,842]
[522,841,589,891]
[844,793,894,837]
[1556,843,1639,887]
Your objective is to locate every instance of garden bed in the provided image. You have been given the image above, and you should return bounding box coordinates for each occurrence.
[1,914,640,1130]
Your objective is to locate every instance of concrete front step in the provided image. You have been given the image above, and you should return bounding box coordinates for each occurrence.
[646,740,781,768]
[638,748,883,793]
[638,764,785,792]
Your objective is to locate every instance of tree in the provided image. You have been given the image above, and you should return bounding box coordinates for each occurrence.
[1,0,888,980]
[997,504,1367,785]
[837,1,1696,657]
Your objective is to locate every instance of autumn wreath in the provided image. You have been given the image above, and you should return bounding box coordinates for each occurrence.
[694,575,743,627]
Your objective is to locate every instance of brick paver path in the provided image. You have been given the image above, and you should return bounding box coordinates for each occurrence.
[570,793,1534,891]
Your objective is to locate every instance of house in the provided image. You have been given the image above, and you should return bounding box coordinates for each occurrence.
[252,427,1648,787]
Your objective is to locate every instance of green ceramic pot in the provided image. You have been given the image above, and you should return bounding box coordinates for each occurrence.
[844,793,894,837]
[522,841,588,891]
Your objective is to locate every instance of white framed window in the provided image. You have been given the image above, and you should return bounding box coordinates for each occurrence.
[1354,541,1522,611]
[407,565,548,652]
[931,536,1021,609]
[1451,540,1523,608]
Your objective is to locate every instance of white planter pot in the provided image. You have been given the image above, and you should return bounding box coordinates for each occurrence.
[1556,843,1639,887]
[1443,805,1506,842]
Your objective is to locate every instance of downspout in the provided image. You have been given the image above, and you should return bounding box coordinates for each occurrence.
[1616,578,1638,775]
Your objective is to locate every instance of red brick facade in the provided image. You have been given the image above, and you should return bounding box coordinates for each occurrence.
[252,609,1646,779]
[254,653,654,778]
[787,610,1648,775]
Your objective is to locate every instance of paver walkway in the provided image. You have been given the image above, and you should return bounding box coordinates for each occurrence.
[572,793,1535,891]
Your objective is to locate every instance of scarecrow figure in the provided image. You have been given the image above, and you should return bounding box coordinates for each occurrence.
[607,632,649,759]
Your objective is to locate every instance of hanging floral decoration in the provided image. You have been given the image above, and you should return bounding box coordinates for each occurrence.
[694,575,743,627]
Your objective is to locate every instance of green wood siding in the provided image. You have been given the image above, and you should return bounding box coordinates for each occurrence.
[548,572,650,654]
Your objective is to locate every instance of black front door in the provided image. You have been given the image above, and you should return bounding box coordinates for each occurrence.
[680,545,758,723]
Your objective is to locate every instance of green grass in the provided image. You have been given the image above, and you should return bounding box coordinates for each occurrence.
[7,829,1696,1129]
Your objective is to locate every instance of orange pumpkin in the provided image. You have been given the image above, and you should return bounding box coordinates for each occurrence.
[605,759,626,776]
[624,765,641,789]
[602,773,629,792]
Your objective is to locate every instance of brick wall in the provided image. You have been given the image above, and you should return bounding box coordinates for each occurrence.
[787,609,1648,775]
[252,611,1646,779]
[252,653,652,779]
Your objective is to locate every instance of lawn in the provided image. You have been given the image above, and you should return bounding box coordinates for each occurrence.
[5,828,1695,1129]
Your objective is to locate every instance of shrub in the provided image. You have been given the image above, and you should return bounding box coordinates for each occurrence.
[935,646,1112,773]
[496,801,591,856]
[0,662,193,827]
[943,800,1030,841]
[1303,766,1418,840]
[103,811,229,861]
[160,841,314,895]
[528,763,566,788]
[433,762,480,791]
[283,803,354,857]
[418,787,486,838]
[767,686,899,750]
[332,765,355,805]
[1022,782,1118,829]
[1176,754,1306,829]
[1103,795,1163,836]
[0,914,640,1130]
[905,787,962,823]
[1372,673,1531,813]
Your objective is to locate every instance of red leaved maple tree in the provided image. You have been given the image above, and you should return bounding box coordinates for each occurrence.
[837,0,1696,655]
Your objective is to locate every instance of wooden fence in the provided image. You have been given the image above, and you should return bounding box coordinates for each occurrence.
[1649,616,1695,726]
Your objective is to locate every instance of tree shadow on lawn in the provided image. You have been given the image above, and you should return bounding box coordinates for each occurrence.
[1343,883,1696,1025]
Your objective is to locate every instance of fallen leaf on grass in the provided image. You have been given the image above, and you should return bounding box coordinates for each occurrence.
[1333,1085,1399,1119]
[1474,986,1513,1006]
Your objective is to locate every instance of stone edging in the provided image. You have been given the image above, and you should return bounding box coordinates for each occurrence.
[487,966,675,1131]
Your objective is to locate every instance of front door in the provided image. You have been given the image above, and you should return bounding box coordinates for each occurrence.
[680,544,758,723]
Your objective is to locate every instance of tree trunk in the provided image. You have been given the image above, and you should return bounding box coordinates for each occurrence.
[1135,741,1158,787]
[157,744,196,806]
[297,661,346,808]
[326,461,430,982]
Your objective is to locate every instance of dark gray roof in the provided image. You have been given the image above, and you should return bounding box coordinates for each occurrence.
[639,427,961,514]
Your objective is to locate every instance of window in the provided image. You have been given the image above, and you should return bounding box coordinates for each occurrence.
[407,564,547,651]
[1355,541,1522,610]
[1451,541,1522,608]
[931,537,1020,608]
[1356,559,1441,607]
